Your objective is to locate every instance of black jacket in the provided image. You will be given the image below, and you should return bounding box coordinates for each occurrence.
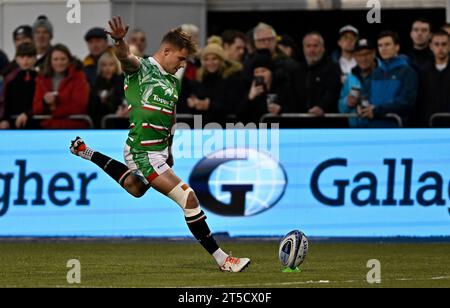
[0,50,8,73]
[295,57,342,113]
[415,62,450,127]
[407,48,434,71]
[239,76,295,124]
[88,74,125,128]
[1,69,37,121]
[179,71,245,123]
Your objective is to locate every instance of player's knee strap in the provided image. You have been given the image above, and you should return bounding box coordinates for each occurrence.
[167,182,201,217]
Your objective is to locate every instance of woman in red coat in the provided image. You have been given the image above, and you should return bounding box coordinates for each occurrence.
[33,44,90,129]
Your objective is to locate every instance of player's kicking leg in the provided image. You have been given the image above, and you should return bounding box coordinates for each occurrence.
[70,136,149,197]
[70,136,251,272]
[150,168,251,273]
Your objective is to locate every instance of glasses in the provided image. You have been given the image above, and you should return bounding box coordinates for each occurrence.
[255,37,276,44]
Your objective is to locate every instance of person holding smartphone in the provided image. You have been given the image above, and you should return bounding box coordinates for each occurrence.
[240,49,293,124]
[338,38,379,127]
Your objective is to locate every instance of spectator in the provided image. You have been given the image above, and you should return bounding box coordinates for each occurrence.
[88,52,126,128]
[83,27,111,86]
[339,38,379,127]
[408,18,434,70]
[245,29,256,58]
[1,25,33,77]
[358,31,417,127]
[244,23,301,105]
[0,50,8,75]
[177,24,201,81]
[180,37,244,123]
[32,15,53,69]
[222,30,247,63]
[33,44,90,129]
[0,43,37,129]
[415,30,450,127]
[127,29,149,58]
[278,34,300,61]
[239,49,294,124]
[442,23,450,36]
[295,32,342,116]
[13,25,33,48]
[332,25,359,84]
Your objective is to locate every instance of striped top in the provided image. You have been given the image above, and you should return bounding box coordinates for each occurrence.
[124,57,180,151]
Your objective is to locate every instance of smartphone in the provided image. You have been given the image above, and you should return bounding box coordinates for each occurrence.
[254,76,265,87]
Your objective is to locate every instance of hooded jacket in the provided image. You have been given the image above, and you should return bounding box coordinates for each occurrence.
[339,59,380,127]
[368,55,418,127]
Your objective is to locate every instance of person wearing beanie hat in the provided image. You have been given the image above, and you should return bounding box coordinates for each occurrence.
[13,25,33,48]
[1,26,34,78]
[179,35,243,123]
[83,27,112,86]
[33,15,53,69]
[239,48,294,124]
[200,36,226,61]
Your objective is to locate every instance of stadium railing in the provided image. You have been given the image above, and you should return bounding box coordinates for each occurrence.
[12,114,94,129]
[260,113,404,128]
[100,113,404,129]
[429,113,450,128]
[101,114,239,129]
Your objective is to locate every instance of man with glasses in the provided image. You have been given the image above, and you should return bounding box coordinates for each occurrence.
[243,23,301,118]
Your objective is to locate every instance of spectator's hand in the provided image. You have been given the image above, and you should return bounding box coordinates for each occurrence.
[196,98,210,111]
[0,120,10,129]
[268,103,281,115]
[308,106,325,117]
[357,104,375,119]
[44,92,57,105]
[116,104,129,117]
[15,113,28,128]
[347,95,359,108]
[187,96,197,109]
[107,16,129,41]
[249,81,265,100]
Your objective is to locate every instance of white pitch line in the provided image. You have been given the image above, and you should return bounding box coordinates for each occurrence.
[4,276,450,288]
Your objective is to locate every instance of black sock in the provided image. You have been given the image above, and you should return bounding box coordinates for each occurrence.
[91,152,131,187]
[186,211,220,255]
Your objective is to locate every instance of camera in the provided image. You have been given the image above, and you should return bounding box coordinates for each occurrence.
[254,76,265,87]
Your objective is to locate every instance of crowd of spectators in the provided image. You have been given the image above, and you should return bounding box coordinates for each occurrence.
[1,15,450,129]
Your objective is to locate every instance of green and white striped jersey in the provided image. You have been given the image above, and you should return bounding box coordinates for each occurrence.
[124,57,180,151]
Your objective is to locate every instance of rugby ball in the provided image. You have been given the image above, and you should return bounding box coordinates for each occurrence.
[279,230,308,269]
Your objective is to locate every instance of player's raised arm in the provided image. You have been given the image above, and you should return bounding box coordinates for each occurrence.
[106,16,140,73]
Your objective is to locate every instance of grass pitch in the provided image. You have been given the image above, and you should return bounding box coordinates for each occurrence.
[0,240,449,288]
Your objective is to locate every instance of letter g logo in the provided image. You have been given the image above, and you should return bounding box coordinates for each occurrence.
[189,149,288,217]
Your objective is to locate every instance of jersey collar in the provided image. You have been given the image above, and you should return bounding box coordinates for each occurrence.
[149,57,169,76]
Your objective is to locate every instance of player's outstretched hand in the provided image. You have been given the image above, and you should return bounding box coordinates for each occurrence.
[106,16,129,41]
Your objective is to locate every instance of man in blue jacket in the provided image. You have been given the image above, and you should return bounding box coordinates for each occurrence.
[339,38,378,127]
[358,31,418,127]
